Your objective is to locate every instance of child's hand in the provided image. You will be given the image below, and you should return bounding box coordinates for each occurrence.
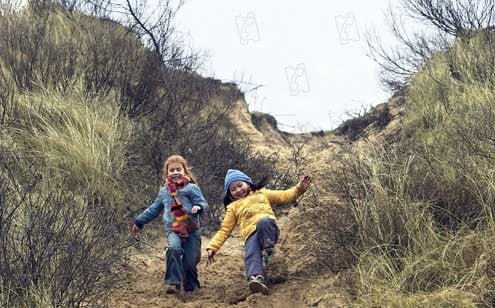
[298,175,311,192]
[191,205,202,214]
[131,224,140,238]
[206,249,215,265]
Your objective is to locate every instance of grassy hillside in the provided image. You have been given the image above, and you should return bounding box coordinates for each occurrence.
[0,5,279,307]
[326,31,495,306]
[2,2,495,308]
[0,15,134,303]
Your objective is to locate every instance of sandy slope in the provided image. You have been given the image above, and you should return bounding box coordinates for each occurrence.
[109,134,354,308]
[109,227,345,308]
[109,137,352,308]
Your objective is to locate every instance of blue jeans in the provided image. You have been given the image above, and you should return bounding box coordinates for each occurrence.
[165,229,201,291]
[244,218,279,279]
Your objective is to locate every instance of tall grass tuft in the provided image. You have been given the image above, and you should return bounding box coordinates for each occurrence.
[12,84,131,200]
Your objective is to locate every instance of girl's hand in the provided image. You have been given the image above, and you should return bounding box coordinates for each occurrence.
[131,224,140,238]
[191,205,202,214]
[298,175,311,192]
[206,249,215,265]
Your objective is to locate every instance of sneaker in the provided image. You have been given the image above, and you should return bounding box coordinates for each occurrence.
[248,275,269,295]
[165,284,179,294]
[262,247,274,269]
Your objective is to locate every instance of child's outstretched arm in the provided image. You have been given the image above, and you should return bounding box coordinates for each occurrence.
[131,189,166,237]
[206,206,237,264]
[263,175,311,205]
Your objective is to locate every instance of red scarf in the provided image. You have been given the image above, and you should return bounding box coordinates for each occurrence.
[165,176,199,241]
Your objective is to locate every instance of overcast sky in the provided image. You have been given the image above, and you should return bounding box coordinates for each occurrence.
[175,1,396,132]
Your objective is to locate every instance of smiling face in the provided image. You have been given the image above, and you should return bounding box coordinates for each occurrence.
[167,162,186,182]
[229,180,251,201]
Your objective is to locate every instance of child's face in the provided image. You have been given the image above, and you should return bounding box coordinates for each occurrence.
[229,180,251,200]
[167,162,186,182]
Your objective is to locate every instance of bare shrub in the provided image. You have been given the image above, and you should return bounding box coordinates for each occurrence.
[0,146,128,307]
[368,0,495,90]
[334,104,393,141]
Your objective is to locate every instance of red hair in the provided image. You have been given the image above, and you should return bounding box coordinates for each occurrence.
[162,155,195,183]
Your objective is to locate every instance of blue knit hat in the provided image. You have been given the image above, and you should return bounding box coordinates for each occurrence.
[224,169,253,194]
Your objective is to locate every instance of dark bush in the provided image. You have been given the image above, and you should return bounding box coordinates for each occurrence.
[0,148,128,307]
[334,104,392,141]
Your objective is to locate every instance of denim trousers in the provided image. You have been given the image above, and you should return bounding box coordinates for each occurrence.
[244,218,279,278]
[165,229,201,291]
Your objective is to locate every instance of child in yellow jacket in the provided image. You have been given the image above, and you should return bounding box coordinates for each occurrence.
[206,169,311,295]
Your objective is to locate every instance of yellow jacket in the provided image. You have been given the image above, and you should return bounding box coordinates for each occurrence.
[207,185,304,252]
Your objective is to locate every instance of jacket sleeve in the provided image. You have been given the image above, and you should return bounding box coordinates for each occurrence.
[189,183,208,212]
[261,185,305,205]
[134,189,165,228]
[207,205,237,253]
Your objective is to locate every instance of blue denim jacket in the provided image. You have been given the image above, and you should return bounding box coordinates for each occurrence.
[134,183,208,234]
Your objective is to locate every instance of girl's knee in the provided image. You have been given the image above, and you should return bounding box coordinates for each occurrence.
[257,218,277,229]
[167,246,183,256]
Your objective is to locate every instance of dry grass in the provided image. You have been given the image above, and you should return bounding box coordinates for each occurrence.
[10,85,131,199]
[326,31,495,306]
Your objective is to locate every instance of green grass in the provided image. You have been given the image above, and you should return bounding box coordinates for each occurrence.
[0,7,149,307]
[11,85,132,199]
[331,31,495,306]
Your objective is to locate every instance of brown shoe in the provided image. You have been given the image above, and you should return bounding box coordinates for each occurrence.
[248,275,269,295]
[165,284,178,294]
